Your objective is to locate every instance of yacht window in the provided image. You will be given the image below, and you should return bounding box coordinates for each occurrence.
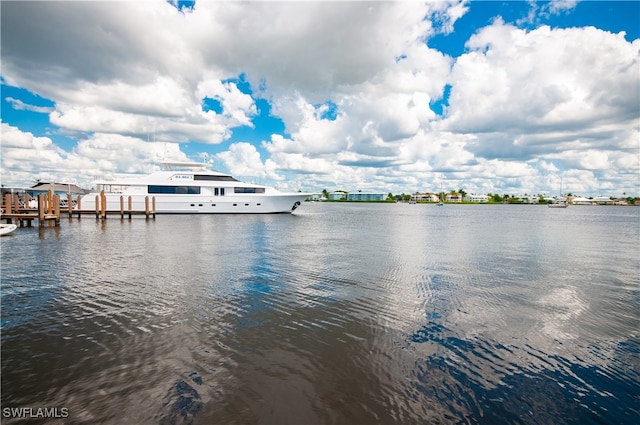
[194,175,239,182]
[220,188,225,196]
[148,185,201,194]
[234,187,266,194]
[214,188,219,196]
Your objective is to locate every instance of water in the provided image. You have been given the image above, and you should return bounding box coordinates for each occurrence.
[1,203,638,424]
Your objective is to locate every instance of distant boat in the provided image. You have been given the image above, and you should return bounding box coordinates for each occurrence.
[548,199,568,208]
[1,223,17,236]
[548,176,568,208]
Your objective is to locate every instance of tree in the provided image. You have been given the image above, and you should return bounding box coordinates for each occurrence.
[489,193,503,203]
[322,189,329,199]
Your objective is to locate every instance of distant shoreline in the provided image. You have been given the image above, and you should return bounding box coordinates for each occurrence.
[313,200,639,206]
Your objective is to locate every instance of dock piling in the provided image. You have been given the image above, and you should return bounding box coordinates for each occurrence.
[38,194,45,226]
[4,194,12,215]
[76,195,82,219]
[100,192,107,219]
[2,191,155,226]
[13,193,20,213]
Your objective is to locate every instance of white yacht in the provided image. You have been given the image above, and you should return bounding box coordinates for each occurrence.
[79,162,309,214]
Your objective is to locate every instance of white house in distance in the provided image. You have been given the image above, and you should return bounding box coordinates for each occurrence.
[306,193,327,201]
[592,196,613,205]
[411,192,440,203]
[445,193,463,203]
[464,193,489,203]
[329,191,347,201]
[572,196,594,205]
[327,191,386,201]
[346,192,386,201]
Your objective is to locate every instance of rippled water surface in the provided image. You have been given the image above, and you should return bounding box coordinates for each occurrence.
[2,203,639,424]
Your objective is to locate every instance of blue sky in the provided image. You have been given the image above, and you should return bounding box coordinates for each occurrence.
[1,1,639,196]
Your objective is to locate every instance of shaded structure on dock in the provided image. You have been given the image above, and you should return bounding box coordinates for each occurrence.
[1,191,156,227]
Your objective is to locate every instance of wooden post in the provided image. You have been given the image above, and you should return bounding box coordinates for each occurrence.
[53,195,61,226]
[120,196,124,219]
[100,191,107,219]
[67,193,73,217]
[128,196,132,219]
[38,194,45,227]
[76,195,82,219]
[4,194,12,214]
[25,193,31,210]
[152,196,156,218]
[47,190,53,214]
[145,196,150,219]
[95,195,100,219]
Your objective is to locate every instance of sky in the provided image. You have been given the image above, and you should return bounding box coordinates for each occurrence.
[1,0,639,197]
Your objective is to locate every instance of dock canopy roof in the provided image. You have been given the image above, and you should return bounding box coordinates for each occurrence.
[30,182,88,195]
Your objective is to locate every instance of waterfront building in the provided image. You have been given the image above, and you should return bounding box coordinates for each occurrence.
[411,193,440,203]
[329,191,347,201]
[464,193,489,203]
[445,193,463,203]
[572,197,594,205]
[306,193,326,201]
[346,192,386,201]
[593,196,613,205]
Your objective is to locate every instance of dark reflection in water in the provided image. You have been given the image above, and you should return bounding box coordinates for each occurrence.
[1,204,639,424]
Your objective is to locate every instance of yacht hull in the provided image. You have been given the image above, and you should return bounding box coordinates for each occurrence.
[80,192,308,214]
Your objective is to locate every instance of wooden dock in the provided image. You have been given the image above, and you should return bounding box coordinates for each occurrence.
[1,192,156,227]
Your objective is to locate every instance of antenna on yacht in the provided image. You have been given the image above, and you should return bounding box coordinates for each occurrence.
[201,152,216,169]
